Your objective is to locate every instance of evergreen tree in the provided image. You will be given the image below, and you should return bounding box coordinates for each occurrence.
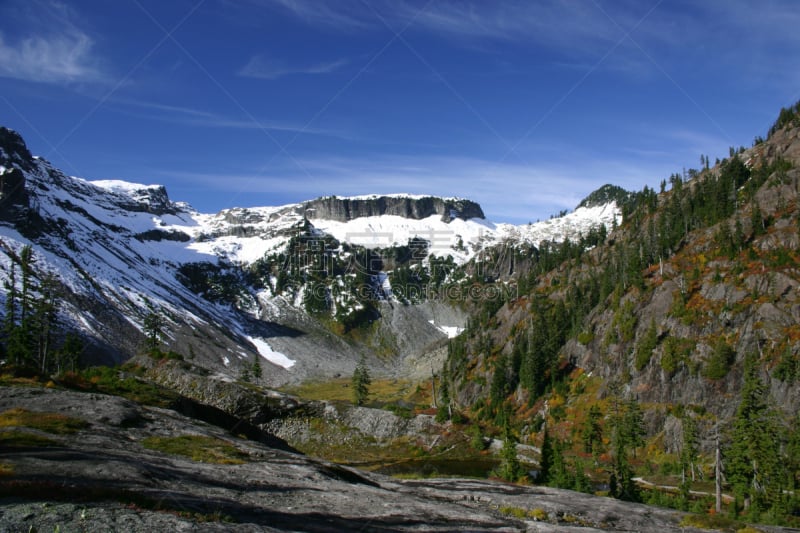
[789,413,800,489]
[499,421,522,482]
[352,355,371,406]
[58,332,83,373]
[751,203,766,237]
[490,354,510,413]
[703,338,735,380]
[545,433,572,489]
[609,395,641,502]
[251,356,263,381]
[539,425,553,483]
[32,272,58,373]
[609,428,639,501]
[679,414,699,509]
[572,457,592,493]
[436,368,451,422]
[18,245,34,363]
[468,424,486,451]
[2,258,24,364]
[634,319,658,371]
[2,247,66,373]
[726,353,785,514]
[582,404,604,461]
[680,414,699,482]
[143,310,164,353]
[622,398,646,458]
[3,258,16,335]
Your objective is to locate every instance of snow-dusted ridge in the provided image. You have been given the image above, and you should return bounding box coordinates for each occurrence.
[90,179,163,192]
[0,126,620,383]
[494,202,620,246]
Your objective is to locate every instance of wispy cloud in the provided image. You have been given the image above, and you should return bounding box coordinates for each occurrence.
[0,1,103,84]
[397,1,620,49]
[108,98,351,138]
[252,1,800,91]
[253,0,652,53]
[251,0,370,29]
[237,56,349,80]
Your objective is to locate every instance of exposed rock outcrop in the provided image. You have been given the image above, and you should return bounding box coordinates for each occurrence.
[300,195,485,222]
[116,184,177,215]
[0,167,29,221]
[0,127,35,171]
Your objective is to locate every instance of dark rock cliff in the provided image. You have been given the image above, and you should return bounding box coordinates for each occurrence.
[0,128,34,222]
[115,184,177,216]
[0,127,35,171]
[0,168,29,221]
[299,195,485,222]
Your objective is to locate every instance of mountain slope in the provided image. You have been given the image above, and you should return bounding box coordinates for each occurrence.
[441,103,800,522]
[0,127,619,386]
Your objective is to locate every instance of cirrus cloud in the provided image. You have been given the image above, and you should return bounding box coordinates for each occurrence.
[0,1,103,84]
[238,55,349,80]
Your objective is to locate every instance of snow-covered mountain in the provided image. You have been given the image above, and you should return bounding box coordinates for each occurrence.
[0,127,620,384]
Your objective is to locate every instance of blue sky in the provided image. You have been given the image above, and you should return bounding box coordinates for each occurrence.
[1,0,799,224]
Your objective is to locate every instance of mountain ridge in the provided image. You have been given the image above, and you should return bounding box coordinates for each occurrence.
[0,126,620,386]
[442,103,800,477]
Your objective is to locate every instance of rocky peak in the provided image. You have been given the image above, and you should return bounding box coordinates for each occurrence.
[124,184,174,215]
[299,195,485,223]
[0,127,35,172]
[577,184,631,209]
[90,180,178,216]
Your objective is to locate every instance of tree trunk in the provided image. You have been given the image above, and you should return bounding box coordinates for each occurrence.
[715,432,722,513]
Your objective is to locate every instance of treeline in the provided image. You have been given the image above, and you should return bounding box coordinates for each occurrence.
[449,153,792,416]
[1,244,82,373]
[621,154,775,265]
[767,99,800,138]
[725,353,800,523]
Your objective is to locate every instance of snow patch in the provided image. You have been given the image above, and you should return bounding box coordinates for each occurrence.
[428,320,464,339]
[247,336,295,369]
[90,179,161,192]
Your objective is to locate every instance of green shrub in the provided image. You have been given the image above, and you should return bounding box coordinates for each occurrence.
[0,408,87,434]
[529,508,548,520]
[0,430,59,447]
[703,339,735,380]
[141,435,247,464]
[679,512,743,531]
[499,506,528,519]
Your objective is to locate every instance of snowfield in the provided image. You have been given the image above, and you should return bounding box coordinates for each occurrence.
[247,336,296,369]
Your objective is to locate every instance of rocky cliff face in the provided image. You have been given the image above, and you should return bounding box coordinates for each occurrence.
[0,128,33,223]
[0,167,29,221]
[0,127,34,171]
[300,195,485,222]
[446,106,800,459]
[115,184,176,216]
